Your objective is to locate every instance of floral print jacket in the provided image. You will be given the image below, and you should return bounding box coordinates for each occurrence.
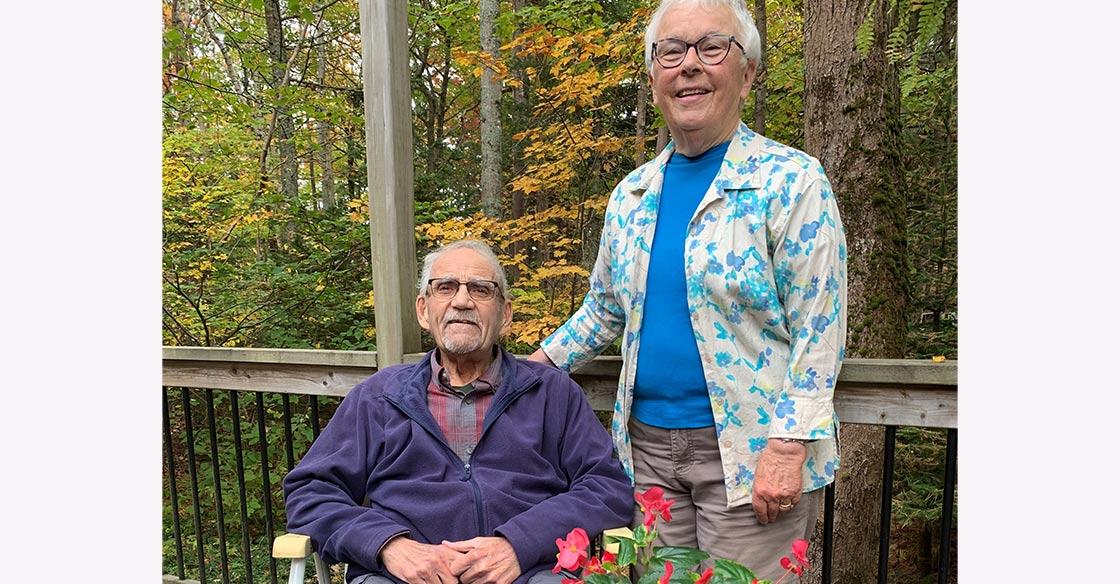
[540,122,847,507]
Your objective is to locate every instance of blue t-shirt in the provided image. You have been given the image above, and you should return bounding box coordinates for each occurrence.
[631,141,730,429]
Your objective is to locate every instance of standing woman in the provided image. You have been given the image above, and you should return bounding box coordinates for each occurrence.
[528,0,847,579]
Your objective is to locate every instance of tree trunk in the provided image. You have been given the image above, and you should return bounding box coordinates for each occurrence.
[164,0,193,98]
[264,0,300,204]
[803,0,907,582]
[508,0,532,279]
[635,70,649,165]
[316,42,336,209]
[753,0,767,134]
[479,0,502,217]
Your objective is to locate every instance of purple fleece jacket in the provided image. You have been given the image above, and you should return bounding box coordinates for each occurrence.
[282,348,634,583]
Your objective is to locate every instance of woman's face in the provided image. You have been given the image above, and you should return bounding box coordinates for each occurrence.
[650,4,755,149]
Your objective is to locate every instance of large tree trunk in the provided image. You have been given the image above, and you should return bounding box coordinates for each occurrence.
[316,41,336,209]
[753,0,767,134]
[479,0,502,217]
[264,0,300,203]
[804,0,907,582]
[508,0,532,279]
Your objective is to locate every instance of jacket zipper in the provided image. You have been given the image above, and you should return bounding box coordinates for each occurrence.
[385,375,539,538]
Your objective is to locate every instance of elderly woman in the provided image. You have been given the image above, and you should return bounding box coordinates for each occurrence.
[528,0,847,578]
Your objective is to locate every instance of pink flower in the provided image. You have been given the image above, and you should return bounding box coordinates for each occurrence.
[552,528,590,573]
[561,578,582,584]
[658,561,674,584]
[694,566,714,584]
[791,538,810,567]
[635,487,675,529]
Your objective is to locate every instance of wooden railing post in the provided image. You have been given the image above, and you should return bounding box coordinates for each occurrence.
[357,0,421,367]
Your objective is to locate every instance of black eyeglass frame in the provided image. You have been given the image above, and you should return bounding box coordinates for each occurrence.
[426,278,503,301]
[651,33,747,69]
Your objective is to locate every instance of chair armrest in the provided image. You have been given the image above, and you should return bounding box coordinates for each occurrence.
[273,533,313,559]
[601,526,634,555]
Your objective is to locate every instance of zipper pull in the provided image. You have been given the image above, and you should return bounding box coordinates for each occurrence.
[462,462,472,481]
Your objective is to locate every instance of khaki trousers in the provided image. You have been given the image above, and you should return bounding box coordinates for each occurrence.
[629,418,821,582]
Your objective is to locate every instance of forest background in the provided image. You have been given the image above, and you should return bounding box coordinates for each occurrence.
[161,0,956,582]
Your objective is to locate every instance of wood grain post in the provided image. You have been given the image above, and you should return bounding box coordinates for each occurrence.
[357,0,422,367]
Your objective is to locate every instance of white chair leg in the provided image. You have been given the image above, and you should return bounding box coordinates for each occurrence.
[314,552,331,584]
[288,557,307,584]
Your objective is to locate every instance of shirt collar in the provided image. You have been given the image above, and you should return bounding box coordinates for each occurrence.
[429,345,503,394]
[626,121,761,197]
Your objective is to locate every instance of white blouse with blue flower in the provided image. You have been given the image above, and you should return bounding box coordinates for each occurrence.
[540,122,847,507]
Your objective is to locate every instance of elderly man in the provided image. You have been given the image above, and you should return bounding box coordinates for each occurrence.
[284,239,633,584]
[528,0,847,580]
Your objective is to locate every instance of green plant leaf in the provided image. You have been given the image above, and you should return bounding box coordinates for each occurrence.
[711,559,756,584]
[650,546,709,569]
[616,538,637,567]
[584,573,614,584]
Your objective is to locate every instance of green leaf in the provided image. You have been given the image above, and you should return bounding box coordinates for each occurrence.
[636,568,664,584]
[616,538,637,567]
[584,574,614,584]
[633,524,654,547]
[650,547,709,569]
[637,561,693,584]
[711,559,757,584]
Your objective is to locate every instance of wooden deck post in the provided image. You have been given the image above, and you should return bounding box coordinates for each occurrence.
[357,0,421,367]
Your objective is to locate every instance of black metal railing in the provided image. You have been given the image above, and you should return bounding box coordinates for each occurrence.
[162,349,956,584]
[163,386,340,584]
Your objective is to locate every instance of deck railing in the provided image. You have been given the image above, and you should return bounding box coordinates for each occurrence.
[163,346,957,584]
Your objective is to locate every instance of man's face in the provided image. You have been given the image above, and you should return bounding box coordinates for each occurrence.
[650,4,755,143]
[416,247,512,357]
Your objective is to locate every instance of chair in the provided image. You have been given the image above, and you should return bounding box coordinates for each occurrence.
[273,533,330,584]
[271,526,632,584]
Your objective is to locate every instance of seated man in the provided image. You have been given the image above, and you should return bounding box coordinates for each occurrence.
[283,239,633,584]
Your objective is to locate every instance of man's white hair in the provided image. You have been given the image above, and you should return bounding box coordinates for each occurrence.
[417,239,509,297]
[643,0,761,73]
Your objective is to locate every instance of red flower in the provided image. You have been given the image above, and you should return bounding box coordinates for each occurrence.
[780,556,805,577]
[791,538,810,567]
[658,561,674,584]
[602,550,617,564]
[635,487,675,529]
[584,555,606,575]
[694,566,714,584]
[552,528,590,573]
[561,578,582,584]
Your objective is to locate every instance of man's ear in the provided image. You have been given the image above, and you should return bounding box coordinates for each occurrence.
[500,297,513,337]
[416,294,432,331]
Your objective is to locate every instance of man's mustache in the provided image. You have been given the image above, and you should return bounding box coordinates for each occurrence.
[442,309,480,327]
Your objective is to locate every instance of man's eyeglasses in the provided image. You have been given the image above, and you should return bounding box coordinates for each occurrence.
[652,34,745,68]
[427,278,502,301]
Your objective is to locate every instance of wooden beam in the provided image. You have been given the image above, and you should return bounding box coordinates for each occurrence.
[357,0,421,367]
[163,348,956,428]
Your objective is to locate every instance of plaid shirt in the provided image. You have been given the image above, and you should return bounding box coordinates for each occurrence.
[427,347,502,462]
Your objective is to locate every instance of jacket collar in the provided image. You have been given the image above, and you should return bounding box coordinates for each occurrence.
[624,121,762,199]
[385,346,540,414]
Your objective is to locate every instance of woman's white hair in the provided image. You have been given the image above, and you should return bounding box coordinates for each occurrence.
[417,239,509,297]
[643,0,761,73]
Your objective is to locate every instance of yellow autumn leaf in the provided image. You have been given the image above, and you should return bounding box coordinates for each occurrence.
[932,355,946,363]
